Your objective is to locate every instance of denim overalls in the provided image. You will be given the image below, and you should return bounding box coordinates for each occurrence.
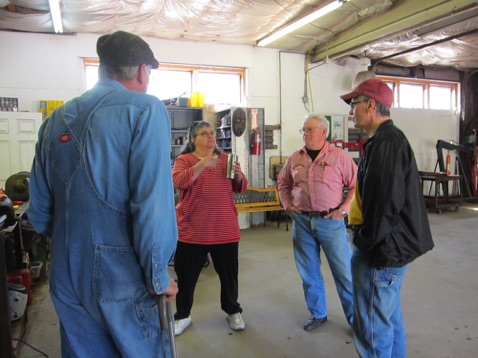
[29,79,178,357]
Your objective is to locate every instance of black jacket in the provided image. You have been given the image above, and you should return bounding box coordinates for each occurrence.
[355,120,434,268]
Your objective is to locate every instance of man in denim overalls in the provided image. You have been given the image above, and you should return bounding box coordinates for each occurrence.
[29,31,178,357]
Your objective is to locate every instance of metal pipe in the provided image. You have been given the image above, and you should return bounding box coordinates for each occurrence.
[158,294,177,358]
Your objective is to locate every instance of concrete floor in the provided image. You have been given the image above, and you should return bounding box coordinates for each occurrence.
[14,203,478,358]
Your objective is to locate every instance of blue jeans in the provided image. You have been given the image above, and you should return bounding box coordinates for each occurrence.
[291,213,353,324]
[352,249,409,358]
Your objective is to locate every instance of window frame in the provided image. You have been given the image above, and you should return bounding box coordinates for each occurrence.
[82,58,246,104]
[378,75,459,110]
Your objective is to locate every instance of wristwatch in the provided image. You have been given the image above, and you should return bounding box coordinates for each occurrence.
[339,208,348,217]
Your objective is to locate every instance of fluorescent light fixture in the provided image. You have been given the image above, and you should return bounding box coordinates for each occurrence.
[48,0,63,33]
[257,0,343,47]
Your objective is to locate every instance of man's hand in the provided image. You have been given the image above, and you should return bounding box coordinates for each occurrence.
[163,278,178,302]
[323,209,344,220]
[286,205,301,216]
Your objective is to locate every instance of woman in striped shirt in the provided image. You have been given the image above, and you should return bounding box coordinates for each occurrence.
[172,121,248,336]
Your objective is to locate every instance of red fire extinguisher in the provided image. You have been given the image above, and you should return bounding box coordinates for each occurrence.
[250,129,261,155]
[445,151,451,175]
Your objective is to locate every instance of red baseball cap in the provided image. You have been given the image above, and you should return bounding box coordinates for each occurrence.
[340,78,393,107]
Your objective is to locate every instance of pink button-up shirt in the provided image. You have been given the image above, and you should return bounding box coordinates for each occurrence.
[278,142,357,213]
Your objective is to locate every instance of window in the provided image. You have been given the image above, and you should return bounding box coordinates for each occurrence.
[399,83,424,109]
[379,76,458,110]
[83,59,245,106]
[85,64,99,91]
[149,69,191,100]
[198,72,242,105]
[429,85,454,110]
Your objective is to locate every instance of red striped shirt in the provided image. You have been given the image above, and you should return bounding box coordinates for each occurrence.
[172,152,248,245]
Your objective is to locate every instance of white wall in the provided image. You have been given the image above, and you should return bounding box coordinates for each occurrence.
[392,109,459,172]
[0,32,81,109]
[0,30,459,185]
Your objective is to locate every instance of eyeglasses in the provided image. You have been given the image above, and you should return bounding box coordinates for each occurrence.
[197,130,216,137]
[299,127,320,135]
[350,100,367,109]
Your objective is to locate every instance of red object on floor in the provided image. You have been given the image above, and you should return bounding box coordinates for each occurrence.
[7,274,23,286]
[8,269,33,305]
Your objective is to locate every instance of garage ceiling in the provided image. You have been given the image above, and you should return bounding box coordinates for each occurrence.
[1,0,478,70]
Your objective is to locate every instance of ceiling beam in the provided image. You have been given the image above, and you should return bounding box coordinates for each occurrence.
[309,0,478,63]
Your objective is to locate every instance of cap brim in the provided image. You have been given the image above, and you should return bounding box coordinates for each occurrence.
[150,59,159,69]
[340,88,360,104]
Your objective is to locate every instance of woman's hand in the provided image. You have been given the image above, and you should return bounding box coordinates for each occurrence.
[201,155,220,169]
[192,155,219,181]
[233,160,243,181]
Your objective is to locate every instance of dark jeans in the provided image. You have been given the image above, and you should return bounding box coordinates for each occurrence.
[174,241,242,319]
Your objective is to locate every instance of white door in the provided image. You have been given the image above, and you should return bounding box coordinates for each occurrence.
[0,112,42,189]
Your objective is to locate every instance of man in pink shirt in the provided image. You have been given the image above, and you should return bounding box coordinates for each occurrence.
[278,113,357,331]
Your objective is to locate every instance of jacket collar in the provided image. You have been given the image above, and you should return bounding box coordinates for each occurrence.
[375,119,394,134]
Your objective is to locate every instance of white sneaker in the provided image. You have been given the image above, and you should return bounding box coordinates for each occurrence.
[174,317,192,336]
[227,313,245,331]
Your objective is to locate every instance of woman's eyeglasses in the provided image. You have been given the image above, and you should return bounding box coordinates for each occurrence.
[197,130,216,137]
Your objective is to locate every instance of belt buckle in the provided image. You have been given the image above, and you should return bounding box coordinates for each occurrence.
[319,209,330,217]
[305,210,330,217]
[308,211,320,217]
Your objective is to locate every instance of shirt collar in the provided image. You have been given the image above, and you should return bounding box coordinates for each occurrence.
[300,141,330,154]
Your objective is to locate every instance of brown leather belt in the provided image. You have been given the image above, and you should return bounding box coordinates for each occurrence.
[301,207,337,218]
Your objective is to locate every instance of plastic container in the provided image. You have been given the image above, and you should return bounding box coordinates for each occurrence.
[198,92,205,107]
[7,274,23,286]
[189,92,199,107]
[8,283,28,321]
[178,97,189,107]
[189,92,204,107]
[8,269,32,305]
[30,261,44,279]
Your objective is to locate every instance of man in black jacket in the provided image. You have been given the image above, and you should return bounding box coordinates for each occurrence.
[340,79,434,358]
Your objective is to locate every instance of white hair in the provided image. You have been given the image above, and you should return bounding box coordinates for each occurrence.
[304,113,329,137]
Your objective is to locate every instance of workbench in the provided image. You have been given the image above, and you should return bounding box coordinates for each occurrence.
[419,172,462,213]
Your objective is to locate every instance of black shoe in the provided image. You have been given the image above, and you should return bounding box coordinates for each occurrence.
[303,316,327,331]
